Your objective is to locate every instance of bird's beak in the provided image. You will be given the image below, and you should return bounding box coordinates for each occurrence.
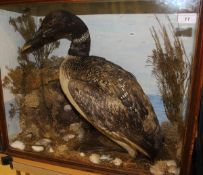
[21,44,32,53]
[21,37,40,54]
[21,28,45,54]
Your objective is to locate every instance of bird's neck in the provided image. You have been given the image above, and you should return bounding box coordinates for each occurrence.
[68,31,91,58]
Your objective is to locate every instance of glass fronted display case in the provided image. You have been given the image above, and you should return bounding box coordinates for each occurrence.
[0,0,202,174]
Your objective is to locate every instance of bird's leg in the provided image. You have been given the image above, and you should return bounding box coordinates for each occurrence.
[112,139,137,158]
[129,149,137,158]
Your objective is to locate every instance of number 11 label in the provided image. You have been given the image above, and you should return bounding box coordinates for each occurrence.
[178,13,197,24]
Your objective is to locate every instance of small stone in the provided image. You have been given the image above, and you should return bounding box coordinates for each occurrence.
[150,167,164,175]
[69,122,85,140]
[150,160,167,175]
[64,104,72,112]
[49,147,54,153]
[69,122,82,132]
[32,145,44,152]
[166,160,177,167]
[62,134,75,142]
[10,140,25,151]
[89,154,101,164]
[35,138,52,146]
[112,158,123,166]
[25,133,33,139]
[100,155,112,161]
[168,166,180,175]
[80,152,85,157]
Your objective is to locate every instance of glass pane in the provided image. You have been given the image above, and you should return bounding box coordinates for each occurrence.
[0,0,200,174]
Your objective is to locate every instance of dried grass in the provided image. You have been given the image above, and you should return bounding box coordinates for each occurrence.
[3,10,60,124]
[148,16,191,136]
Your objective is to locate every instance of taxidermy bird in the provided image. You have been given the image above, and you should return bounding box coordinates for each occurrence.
[21,10,163,159]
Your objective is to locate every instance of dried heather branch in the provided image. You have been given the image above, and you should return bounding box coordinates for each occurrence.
[5,11,60,122]
[148,16,191,135]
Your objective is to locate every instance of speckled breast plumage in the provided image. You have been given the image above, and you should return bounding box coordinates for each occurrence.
[60,55,162,158]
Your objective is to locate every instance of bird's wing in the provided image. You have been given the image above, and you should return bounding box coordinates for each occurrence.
[68,78,155,153]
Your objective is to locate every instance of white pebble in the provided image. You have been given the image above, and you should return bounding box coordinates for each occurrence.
[69,122,82,132]
[150,163,165,175]
[10,140,25,150]
[32,145,44,152]
[49,147,54,153]
[89,154,101,164]
[80,152,85,157]
[150,160,172,175]
[35,138,51,146]
[168,166,180,175]
[64,104,72,112]
[166,160,177,167]
[100,155,112,161]
[150,167,164,175]
[112,158,123,166]
[25,133,33,139]
[63,134,75,142]
[69,122,85,140]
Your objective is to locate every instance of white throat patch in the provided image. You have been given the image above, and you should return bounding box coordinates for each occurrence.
[73,31,90,43]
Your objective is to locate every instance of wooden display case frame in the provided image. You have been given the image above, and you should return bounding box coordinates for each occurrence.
[0,0,203,174]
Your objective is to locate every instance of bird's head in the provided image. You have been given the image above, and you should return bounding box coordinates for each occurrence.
[21,10,89,53]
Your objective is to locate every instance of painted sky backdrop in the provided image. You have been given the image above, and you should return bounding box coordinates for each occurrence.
[0,10,197,101]
[0,9,198,136]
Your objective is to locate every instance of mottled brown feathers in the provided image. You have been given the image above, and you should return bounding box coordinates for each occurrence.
[61,56,162,157]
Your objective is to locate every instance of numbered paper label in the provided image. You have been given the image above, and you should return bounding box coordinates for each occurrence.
[178,13,197,24]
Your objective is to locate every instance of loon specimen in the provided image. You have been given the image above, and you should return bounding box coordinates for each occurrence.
[21,10,163,159]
